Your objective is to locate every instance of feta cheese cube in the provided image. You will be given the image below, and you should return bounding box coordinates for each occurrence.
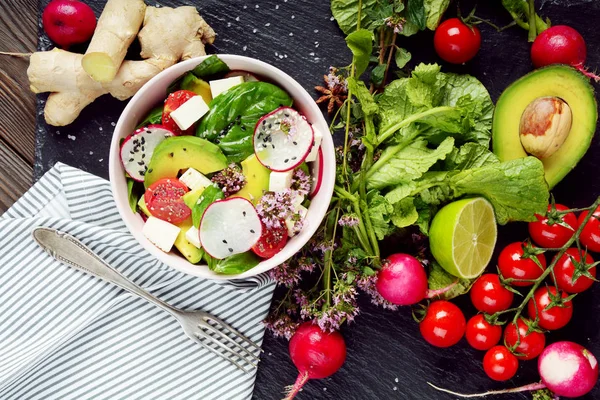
[179,168,213,191]
[269,170,294,192]
[285,205,308,237]
[184,226,202,249]
[305,129,324,162]
[209,76,245,98]
[170,95,210,131]
[142,217,181,252]
[291,192,305,209]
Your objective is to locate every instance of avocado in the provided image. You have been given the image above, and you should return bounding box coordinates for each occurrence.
[234,154,271,204]
[180,73,213,104]
[145,136,228,188]
[182,187,206,209]
[492,65,598,188]
[174,219,203,264]
[138,196,151,217]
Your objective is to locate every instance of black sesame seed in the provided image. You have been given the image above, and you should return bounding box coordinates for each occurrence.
[293,141,297,145]
[141,137,146,144]
[148,168,153,173]
[250,229,255,233]
[129,158,134,162]
[223,240,228,244]
[284,159,289,163]
[292,157,297,160]
[228,248,234,253]
[243,211,246,217]
[272,144,275,149]
[183,148,187,151]
[139,170,145,175]
[138,161,144,166]
[169,152,174,158]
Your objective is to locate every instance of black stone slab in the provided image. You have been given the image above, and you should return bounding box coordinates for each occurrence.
[34,0,600,399]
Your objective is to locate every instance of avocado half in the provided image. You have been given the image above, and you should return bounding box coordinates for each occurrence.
[492,65,598,188]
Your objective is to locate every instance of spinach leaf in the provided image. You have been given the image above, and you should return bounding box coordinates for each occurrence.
[192,185,225,229]
[346,29,373,77]
[407,0,426,31]
[136,106,163,128]
[212,252,261,275]
[395,48,412,69]
[127,178,144,213]
[197,82,293,163]
[370,64,386,87]
[331,0,378,35]
[192,55,231,80]
[204,252,218,270]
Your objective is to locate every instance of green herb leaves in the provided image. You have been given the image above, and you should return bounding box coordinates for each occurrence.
[346,29,374,76]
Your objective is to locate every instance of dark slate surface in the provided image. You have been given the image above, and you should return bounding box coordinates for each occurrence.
[34,0,600,399]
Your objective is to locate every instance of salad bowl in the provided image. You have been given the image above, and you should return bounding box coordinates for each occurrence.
[109,54,335,280]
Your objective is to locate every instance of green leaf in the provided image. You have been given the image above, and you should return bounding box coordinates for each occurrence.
[348,77,378,116]
[391,197,419,228]
[445,143,500,171]
[367,192,395,240]
[127,178,143,214]
[394,48,412,69]
[192,185,225,228]
[370,64,386,87]
[136,106,163,128]
[424,0,451,30]
[427,260,475,300]
[204,252,218,270]
[212,252,261,275]
[407,0,426,31]
[191,55,231,79]
[346,29,374,77]
[331,0,378,35]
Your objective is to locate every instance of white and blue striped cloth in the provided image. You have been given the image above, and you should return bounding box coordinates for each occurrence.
[0,163,275,400]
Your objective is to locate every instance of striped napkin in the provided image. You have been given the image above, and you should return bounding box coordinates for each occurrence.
[0,163,275,400]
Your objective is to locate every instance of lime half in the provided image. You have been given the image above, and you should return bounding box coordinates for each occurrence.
[430,198,498,279]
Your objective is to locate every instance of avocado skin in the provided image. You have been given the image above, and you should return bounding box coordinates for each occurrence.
[492,65,598,189]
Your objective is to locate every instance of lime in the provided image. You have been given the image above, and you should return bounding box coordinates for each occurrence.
[429,197,497,279]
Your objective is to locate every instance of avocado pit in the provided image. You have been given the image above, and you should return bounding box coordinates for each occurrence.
[519,96,573,159]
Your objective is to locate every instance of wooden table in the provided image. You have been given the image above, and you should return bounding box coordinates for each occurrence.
[0,0,37,213]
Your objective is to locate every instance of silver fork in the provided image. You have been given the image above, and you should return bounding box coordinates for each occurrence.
[32,227,261,373]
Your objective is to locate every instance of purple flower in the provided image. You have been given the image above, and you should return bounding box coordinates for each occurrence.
[211,164,245,196]
[269,261,300,288]
[264,313,299,340]
[357,274,398,311]
[256,190,295,229]
[385,16,405,34]
[338,214,359,228]
[291,169,312,197]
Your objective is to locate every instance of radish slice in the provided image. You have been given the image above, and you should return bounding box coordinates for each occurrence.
[224,70,260,82]
[253,107,314,172]
[199,197,262,259]
[120,124,173,182]
[310,148,324,198]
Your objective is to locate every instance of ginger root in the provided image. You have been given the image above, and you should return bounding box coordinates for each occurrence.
[27,4,216,126]
[81,0,147,83]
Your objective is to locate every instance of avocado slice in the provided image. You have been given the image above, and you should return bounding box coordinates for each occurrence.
[180,73,213,104]
[174,219,203,264]
[234,154,270,204]
[138,196,151,217]
[492,65,598,188]
[182,187,206,209]
[145,136,228,188]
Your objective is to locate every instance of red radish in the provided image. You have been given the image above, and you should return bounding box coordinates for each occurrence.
[376,254,458,306]
[120,125,173,182]
[224,70,260,82]
[42,0,97,49]
[284,322,346,400]
[310,148,324,199]
[531,25,600,82]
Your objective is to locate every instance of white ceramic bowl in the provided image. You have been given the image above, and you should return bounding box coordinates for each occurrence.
[109,55,335,280]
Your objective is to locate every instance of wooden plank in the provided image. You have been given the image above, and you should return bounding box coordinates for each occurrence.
[0,137,33,213]
[0,0,38,164]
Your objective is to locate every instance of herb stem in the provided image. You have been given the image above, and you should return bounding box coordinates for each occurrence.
[382,33,398,86]
[376,106,455,146]
[527,0,537,42]
[323,206,341,307]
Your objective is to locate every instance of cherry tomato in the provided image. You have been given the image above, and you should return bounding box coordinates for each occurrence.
[498,242,547,287]
[466,314,502,351]
[528,204,578,248]
[434,18,481,64]
[503,318,546,361]
[144,178,191,224]
[527,286,573,330]
[483,346,519,381]
[470,274,514,314]
[553,248,596,293]
[252,223,288,259]
[419,300,466,348]
[579,206,600,253]
[162,90,197,135]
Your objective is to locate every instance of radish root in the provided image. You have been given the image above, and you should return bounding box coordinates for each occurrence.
[426,280,459,299]
[283,372,310,400]
[0,51,32,58]
[427,381,547,398]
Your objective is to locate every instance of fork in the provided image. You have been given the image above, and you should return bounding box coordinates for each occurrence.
[32,227,261,373]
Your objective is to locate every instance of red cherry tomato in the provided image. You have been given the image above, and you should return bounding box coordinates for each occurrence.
[144,178,191,224]
[553,248,596,293]
[162,90,198,135]
[503,318,546,361]
[528,204,578,248]
[498,242,547,287]
[466,314,502,351]
[579,206,600,253]
[434,18,481,64]
[527,286,573,330]
[419,300,466,348]
[252,223,288,259]
[470,274,514,314]
[483,346,519,381]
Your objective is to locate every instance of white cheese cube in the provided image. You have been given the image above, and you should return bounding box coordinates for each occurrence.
[179,168,213,191]
[184,226,202,249]
[209,76,245,98]
[170,95,210,131]
[285,205,308,237]
[291,192,305,209]
[305,129,324,162]
[143,217,181,252]
[269,170,294,192]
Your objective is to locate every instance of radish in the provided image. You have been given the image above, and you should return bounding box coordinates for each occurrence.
[284,322,346,400]
[42,0,97,49]
[376,254,458,305]
[253,107,314,172]
[428,341,598,398]
[531,25,600,82]
[309,148,324,199]
[199,197,262,259]
[120,125,173,182]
